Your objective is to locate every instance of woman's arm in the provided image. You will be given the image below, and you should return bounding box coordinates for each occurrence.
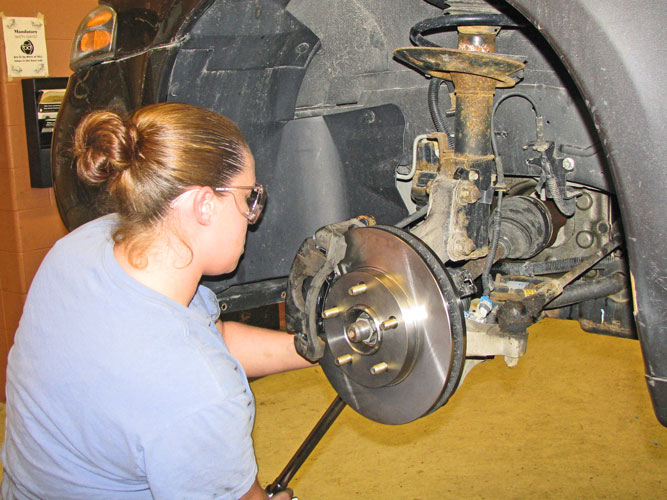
[217,320,313,378]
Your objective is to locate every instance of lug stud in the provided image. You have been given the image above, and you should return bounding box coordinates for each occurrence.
[348,283,368,296]
[371,361,389,375]
[322,306,342,319]
[370,362,389,375]
[335,354,353,366]
[380,317,399,331]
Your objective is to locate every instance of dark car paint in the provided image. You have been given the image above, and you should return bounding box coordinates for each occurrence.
[53,0,667,425]
[104,0,215,56]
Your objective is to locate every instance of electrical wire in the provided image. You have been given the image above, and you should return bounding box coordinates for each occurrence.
[428,78,455,149]
[482,189,503,296]
[490,91,540,157]
[482,92,541,295]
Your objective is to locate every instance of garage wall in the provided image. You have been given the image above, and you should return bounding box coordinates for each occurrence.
[0,0,97,398]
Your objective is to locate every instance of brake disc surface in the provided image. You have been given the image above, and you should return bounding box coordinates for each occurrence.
[318,225,465,424]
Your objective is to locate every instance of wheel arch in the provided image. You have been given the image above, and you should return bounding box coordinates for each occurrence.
[507,0,667,425]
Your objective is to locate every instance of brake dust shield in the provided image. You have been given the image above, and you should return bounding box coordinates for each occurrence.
[315,225,466,424]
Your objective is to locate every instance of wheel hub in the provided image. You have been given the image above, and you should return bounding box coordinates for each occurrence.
[323,268,418,389]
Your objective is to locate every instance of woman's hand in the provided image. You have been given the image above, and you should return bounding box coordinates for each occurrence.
[269,489,295,500]
[239,479,294,499]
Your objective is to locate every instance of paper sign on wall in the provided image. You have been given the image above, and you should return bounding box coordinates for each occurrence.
[1,14,49,79]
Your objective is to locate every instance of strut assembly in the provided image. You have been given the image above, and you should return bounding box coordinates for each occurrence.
[395,20,526,263]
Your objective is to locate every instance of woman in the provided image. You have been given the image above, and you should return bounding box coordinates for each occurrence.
[2,103,309,499]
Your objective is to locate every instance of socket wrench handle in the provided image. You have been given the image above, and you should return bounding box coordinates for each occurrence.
[266,396,346,496]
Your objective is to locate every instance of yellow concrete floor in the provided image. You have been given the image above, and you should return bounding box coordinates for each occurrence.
[252,319,666,499]
[0,318,664,498]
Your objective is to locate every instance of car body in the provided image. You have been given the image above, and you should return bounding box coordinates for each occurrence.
[52,0,666,425]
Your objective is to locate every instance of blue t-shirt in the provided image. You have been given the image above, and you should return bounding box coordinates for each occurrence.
[1,215,257,499]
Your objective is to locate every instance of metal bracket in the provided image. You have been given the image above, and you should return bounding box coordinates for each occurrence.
[285,218,368,361]
[527,142,576,216]
[465,319,528,367]
[450,268,477,298]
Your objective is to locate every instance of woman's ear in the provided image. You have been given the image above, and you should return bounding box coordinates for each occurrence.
[192,187,217,226]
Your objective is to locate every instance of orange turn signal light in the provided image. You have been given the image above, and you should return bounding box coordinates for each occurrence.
[79,30,112,52]
[70,5,117,70]
[86,10,113,28]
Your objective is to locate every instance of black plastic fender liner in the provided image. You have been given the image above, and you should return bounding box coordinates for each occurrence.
[506,0,667,425]
[166,0,409,292]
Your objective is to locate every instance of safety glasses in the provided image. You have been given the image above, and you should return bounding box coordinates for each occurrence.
[214,183,267,224]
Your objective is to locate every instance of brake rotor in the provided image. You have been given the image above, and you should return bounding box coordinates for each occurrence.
[317,225,465,424]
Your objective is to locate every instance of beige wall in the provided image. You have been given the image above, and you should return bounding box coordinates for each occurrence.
[0,0,97,397]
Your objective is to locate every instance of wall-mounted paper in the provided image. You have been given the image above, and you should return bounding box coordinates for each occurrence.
[2,14,49,79]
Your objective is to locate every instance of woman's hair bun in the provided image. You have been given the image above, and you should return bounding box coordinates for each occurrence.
[73,110,141,185]
[71,103,250,242]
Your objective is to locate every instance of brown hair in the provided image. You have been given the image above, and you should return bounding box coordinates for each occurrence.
[73,102,250,259]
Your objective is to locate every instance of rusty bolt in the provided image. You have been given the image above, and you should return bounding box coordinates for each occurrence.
[357,215,376,227]
[451,235,476,257]
[458,184,481,204]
